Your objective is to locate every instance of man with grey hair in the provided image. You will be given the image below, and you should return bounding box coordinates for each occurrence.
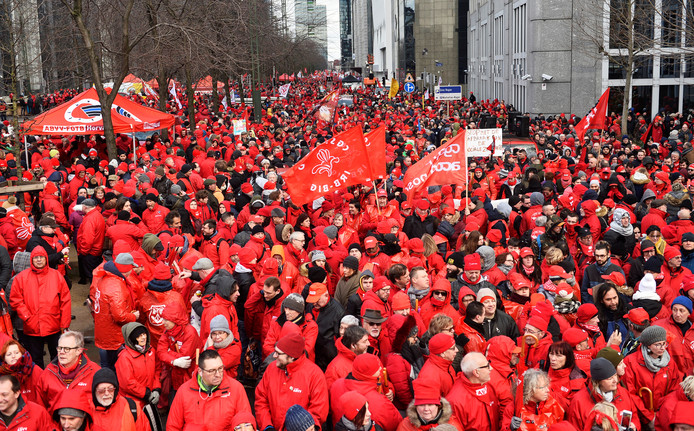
[446,352,500,430]
[285,231,307,267]
[36,330,99,413]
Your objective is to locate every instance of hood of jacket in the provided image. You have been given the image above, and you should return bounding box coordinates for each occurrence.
[405,397,453,428]
[477,246,496,273]
[486,335,517,377]
[161,300,189,327]
[91,367,119,409]
[30,246,48,273]
[640,188,656,203]
[122,322,150,352]
[141,233,162,256]
[52,388,95,426]
[582,200,597,217]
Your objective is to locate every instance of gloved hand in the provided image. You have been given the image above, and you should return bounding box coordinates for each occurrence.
[172,356,192,368]
[511,416,522,430]
[148,389,160,405]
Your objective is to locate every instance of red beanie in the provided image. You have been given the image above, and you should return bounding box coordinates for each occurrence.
[391,291,411,311]
[352,353,382,381]
[428,333,455,355]
[527,315,549,332]
[275,332,305,358]
[577,303,598,323]
[665,246,682,262]
[464,253,481,271]
[153,263,172,280]
[563,328,588,348]
[413,379,440,406]
[487,229,502,243]
[339,391,368,421]
[372,276,390,292]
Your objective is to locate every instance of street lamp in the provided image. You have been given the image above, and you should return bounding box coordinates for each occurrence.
[421,48,428,92]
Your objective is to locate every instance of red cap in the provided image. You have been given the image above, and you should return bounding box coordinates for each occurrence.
[339,392,368,422]
[519,247,534,258]
[429,333,455,355]
[464,253,481,271]
[153,263,172,280]
[623,307,650,325]
[364,236,378,249]
[465,221,480,232]
[577,303,599,323]
[601,272,626,286]
[401,201,412,210]
[548,265,570,279]
[275,332,305,358]
[486,229,502,243]
[563,328,589,348]
[306,283,328,303]
[416,200,429,210]
[408,238,425,253]
[391,291,411,310]
[241,183,253,194]
[377,189,387,198]
[413,378,441,406]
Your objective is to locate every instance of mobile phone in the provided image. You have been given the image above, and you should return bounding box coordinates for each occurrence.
[620,410,632,429]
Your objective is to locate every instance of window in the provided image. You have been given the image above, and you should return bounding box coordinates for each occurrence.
[661,0,681,47]
[660,56,681,78]
[494,15,504,56]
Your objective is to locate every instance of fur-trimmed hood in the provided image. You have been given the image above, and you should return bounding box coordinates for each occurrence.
[631,167,651,185]
[404,398,453,428]
[665,182,690,206]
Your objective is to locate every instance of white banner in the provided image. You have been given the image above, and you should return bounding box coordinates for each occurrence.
[170,81,182,110]
[279,83,291,98]
[233,120,247,135]
[464,128,503,157]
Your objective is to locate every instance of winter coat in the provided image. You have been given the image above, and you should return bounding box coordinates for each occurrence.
[0,351,42,404]
[398,398,463,431]
[567,382,641,431]
[92,394,146,431]
[655,387,690,431]
[155,302,202,390]
[512,396,565,431]
[76,208,105,256]
[105,220,146,251]
[37,353,99,413]
[115,322,160,410]
[90,262,137,350]
[254,354,329,430]
[9,246,71,337]
[167,373,251,431]
[416,355,456,398]
[330,375,403,431]
[262,314,318,362]
[548,366,587,411]
[200,293,240,343]
[654,317,694,372]
[334,272,362,307]
[361,290,392,317]
[308,298,345,369]
[0,396,55,431]
[455,319,486,354]
[141,204,169,234]
[244,286,287,343]
[325,337,357,388]
[382,352,413,410]
[482,310,520,341]
[420,280,460,329]
[137,282,186,347]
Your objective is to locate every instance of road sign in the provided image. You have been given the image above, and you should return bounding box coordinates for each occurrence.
[404,82,415,93]
[434,85,462,101]
[405,73,415,83]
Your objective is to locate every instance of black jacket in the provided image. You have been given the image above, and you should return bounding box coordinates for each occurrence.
[482,310,520,340]
[402,214,437,240]
[307,298,345,370]
[191,268,237,317]
[25,230,64,269]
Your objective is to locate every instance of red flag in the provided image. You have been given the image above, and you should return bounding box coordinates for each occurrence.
[574,88,610,143]
[641,122,653,143]
[283,126,373,205]
[403,131,468,200]
[364,126,387,180]
[311,90,339,125]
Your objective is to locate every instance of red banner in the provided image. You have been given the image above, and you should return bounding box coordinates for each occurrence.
[283,126,372,205]
[574,88,610,143]
[364,126,387,180]
[312,90,339,124]
[403,131,468,200]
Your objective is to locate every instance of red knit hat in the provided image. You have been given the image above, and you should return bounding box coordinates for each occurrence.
[352,353,382,381]
[153,263,172,280]
[665,246,682,262]
[391,291,411,311]
[527,315,548,332]
[339,391,368,421]
[563,328,588,348]
[413,379,440,406]
[429,333,455,355]
[577,303,599,323]
[464,253,481,271]
[372,276,390,292]
[487,229,502,243]
[275,332,305,358]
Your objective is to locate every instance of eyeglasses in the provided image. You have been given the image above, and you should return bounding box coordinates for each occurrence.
[443,326,455,333]
[364,321,382,327]
[57,346,80,353]
[651,342,668,349]
[202,367,225,375]
[432,291,447,297]
[478,363,491,369]
[524,327,540,335]
[96,387,115,395]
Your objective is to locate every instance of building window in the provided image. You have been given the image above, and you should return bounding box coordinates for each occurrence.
[660,56,681,78]
[659,85,679,112]
[307,0,315,13]
[494,15,504,56]
[513,4,526,55]
[661,0,681,47]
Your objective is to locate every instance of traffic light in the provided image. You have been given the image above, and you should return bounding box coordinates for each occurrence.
[367,54,374,65]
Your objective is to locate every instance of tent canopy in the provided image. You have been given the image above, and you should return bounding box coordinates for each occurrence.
[21,87,175,135]
[193,75,224,94]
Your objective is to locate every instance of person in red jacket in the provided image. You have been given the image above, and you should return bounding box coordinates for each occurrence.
[416,333,457,398]
[200,219,230,268]
[116,323,160,414]
[202,315,242,379]
[325,325,369,388]
[622,325,682,423]
[641,199,669,234]
[419,279,461,329]
[361,236,392,278]
[254,331,329,430]
[447,352,501,431]
[166,349,251,431]
[137,263,186,348]
[105,211,146,251]
[52,387,104,431]
[361,276,392,317]
[9,246,70,368]
[76,199,105,285]
[245,276,288,346]
[40,181,69,232]
[90,252,139,371]
[0,374,55,430]
[141,193,170,233]
[91,368,148,431]
[262,294,319,362]
[567,358,642,431]
[655,375,694,431]
[36,331,99,413]
[0,340,43,404]
[486,336,519,416]
[329,353,401,431]
[517,309,553,373]
[156,301,202,391]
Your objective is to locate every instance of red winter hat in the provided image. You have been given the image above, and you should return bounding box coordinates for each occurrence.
[665,246,682,262]
[408,238,424,253]
[241,183,253,194]
[44,181,59,194]
[372,276,390,292]
[623,307,650,325]
[563,328,588,348]
[577,303,599,323]
[153,263,172,280]
[655,171,669,183]
[275,331,305,358]
[526,315,548,332]
[464,253,481,271]
[413,379,441,406]
[429,333,455,355]
[391,291,411,310]
[339,391,368,422]
[487,229,502,243]
[352,353,382,381]
[262,258,279,275]
[416,200,429,210]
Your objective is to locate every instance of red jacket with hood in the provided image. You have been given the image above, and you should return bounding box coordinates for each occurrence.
[329,376,402,431]
[580,200,602,244]
[90,261,137,350]
[567,382,641,431]
[0,396,55,431]
[155,301,202,390]
[37,353,99,413]
[76,207,105,256]
[9,246,71,337]
[51,389,105,431]
[486,335,518,416]
[417,354,457,398]
[420,279,461,329]
[115,322,160,410]
[325,337,357,389]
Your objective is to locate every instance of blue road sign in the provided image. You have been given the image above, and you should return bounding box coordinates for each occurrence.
[404,82,415,93]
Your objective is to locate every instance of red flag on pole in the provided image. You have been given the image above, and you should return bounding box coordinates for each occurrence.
[574,88,610,143]
[403,131,468,200]
[640,122,653,144]
[283,126,373,205]
[311,90,339,125]
[364,126,387,180]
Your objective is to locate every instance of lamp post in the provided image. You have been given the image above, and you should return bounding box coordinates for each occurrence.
[421,48,428,92]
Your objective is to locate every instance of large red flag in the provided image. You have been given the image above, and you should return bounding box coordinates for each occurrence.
[283,126,373,205]
[574,88,610,143]
[403,131,468,200]
[364,126,387,180]
[311,90,339,124]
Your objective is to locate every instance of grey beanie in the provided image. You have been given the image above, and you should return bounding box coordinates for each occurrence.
[323,225,338,240]
[311,250,326,262]
[590,357,617,381]
[529,192,545,206]
[209,315,231,335]
[56,407,86,418]
[171,184,182,195]
[282,293,305,314]
[640,325,667,347]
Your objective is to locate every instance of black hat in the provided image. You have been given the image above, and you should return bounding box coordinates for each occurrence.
[576,225,592,238]
[251,225,265,236]
[590,357,617,381]
[446,252,465,269]
[308,266,327,283]
[682,232,694,243]
[181,164,192,174]
[145,193,158,203]
[644,256,663,273]
[362,309,387,323]
[343,256,360,271]
[348,243,362,253]
[117,210,131,221]
[623,194,638,205]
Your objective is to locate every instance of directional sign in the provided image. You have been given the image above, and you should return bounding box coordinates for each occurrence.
[404,82,415,93]
[434,85,463,101]
[405,73,415,83]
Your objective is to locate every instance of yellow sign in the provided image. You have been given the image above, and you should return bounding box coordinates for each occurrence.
[388,79,399,98]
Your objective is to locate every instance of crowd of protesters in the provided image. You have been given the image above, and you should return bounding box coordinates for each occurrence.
[0,79,692,431]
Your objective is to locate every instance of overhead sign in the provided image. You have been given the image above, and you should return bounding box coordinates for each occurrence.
[405,73,415,83]
[465,128,503,157]
[404,82,415,93]
[434,85,462,101]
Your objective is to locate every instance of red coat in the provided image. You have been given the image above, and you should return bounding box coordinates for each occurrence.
[209,339,242,379]
[200,294,239,343]
[0,398,55,431]
[382,352,413,410]
[200,233,230,268]
[9,247,71,337]
[76,208,105,256]
[115,329,160,410]
[92,395,148,431]
[447,374,501,431]
[262,315,319,362]
[361,290,392,317]
[641,207,668,234]
[137,287,186,347]
[330,377,402,431]
[654,316,694,372]
[325,337,357,388]
[244,285,287,342]
[622,346,682,421]
[655,387,689,431]
[167,374,251,431]
[41,194,69,231]
[155,303,202,390]
[548,367,586,411]
[254,355,329,430]
[141,204,169,233]
[420,282,461,329]
[90,264,137,350]
[417,355,456,397]
[37,354,99,413]
[106,221,146,251]
[518,334,553,374]
[520,205,543,233]
[567,382,641,431]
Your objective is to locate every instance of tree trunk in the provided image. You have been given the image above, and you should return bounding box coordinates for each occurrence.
[211,72,220,116]
[185,65,196,131]
[223,74,232,115]
[237,77,245,105]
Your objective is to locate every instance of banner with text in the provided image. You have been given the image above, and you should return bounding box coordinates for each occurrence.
[464,128,503,157]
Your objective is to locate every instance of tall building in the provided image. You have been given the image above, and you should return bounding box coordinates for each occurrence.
[351,0,374,75]
[1,0,44,94]
[339,0,353,69]
[414,0,459,91]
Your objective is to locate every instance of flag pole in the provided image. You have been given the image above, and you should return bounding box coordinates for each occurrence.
[373,180,381,211]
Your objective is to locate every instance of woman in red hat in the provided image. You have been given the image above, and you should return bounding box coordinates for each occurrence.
[508,247,543,293]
